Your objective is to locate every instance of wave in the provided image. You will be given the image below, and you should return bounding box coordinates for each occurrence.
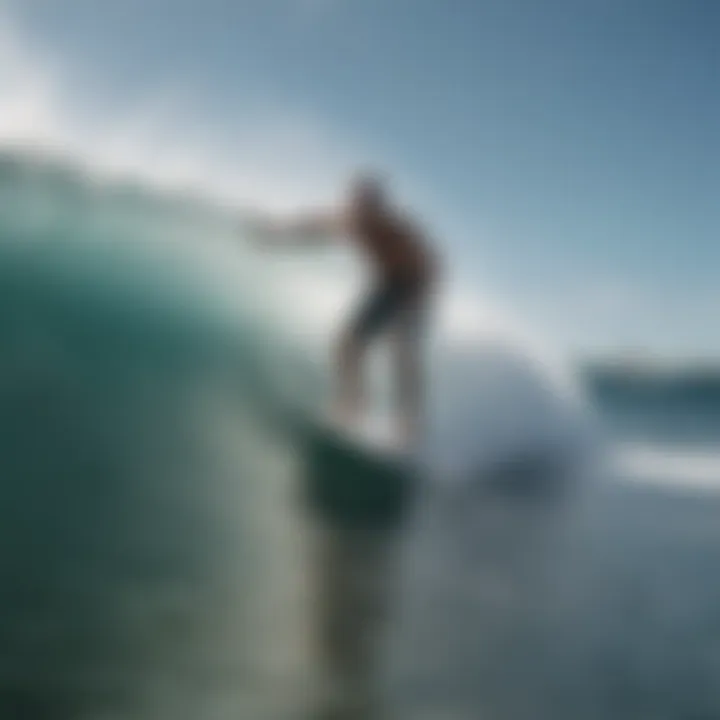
[585,360,720,405]
[0,145,593,479]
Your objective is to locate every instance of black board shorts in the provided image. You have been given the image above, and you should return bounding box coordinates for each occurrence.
[349,278,426,343]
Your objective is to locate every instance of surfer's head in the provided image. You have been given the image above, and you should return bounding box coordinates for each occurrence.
[349,171,387,215]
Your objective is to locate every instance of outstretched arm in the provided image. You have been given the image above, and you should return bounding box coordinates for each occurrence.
[241,209,348,248]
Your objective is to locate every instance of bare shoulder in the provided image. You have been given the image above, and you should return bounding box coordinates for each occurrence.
[395,206,441,275]
[393,207,431,244]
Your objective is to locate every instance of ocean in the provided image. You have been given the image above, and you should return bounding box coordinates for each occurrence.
[1,148,719,720]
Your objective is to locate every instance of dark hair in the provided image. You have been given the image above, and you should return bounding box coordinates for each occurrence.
[351,171,386,206]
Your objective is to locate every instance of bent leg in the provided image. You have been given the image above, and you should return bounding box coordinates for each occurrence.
[393,300,426,447]
[332,285,392,426]
[332,328,366,426]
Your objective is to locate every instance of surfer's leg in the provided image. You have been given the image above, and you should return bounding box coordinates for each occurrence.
[393,297,426,445]
[334,330,364,425]
[334,284,394,425]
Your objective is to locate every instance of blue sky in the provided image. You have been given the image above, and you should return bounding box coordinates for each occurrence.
[3,0,718,358]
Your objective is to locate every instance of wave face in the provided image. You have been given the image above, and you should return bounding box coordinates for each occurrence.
[0,148,330,716]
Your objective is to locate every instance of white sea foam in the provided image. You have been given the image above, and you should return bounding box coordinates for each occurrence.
[615,443,720,491]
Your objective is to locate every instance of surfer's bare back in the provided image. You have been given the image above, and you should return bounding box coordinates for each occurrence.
[248,173,439,446]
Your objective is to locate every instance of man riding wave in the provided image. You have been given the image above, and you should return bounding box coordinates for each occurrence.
[247,172,439,447]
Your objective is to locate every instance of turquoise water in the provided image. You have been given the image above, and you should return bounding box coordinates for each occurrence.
[0,149,326,717]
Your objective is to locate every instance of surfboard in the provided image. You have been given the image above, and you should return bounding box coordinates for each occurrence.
[297,413,417,529]
[318,412,412,456]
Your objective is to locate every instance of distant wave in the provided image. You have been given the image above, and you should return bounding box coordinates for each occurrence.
[584,362,720,405]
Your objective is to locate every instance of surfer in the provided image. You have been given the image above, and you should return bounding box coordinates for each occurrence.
[246,172,438,447]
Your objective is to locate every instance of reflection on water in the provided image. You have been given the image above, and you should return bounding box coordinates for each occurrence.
[4,361,720,720]
[309,524,399,719]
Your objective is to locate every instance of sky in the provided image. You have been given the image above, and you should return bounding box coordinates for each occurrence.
[1,0,718,359]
